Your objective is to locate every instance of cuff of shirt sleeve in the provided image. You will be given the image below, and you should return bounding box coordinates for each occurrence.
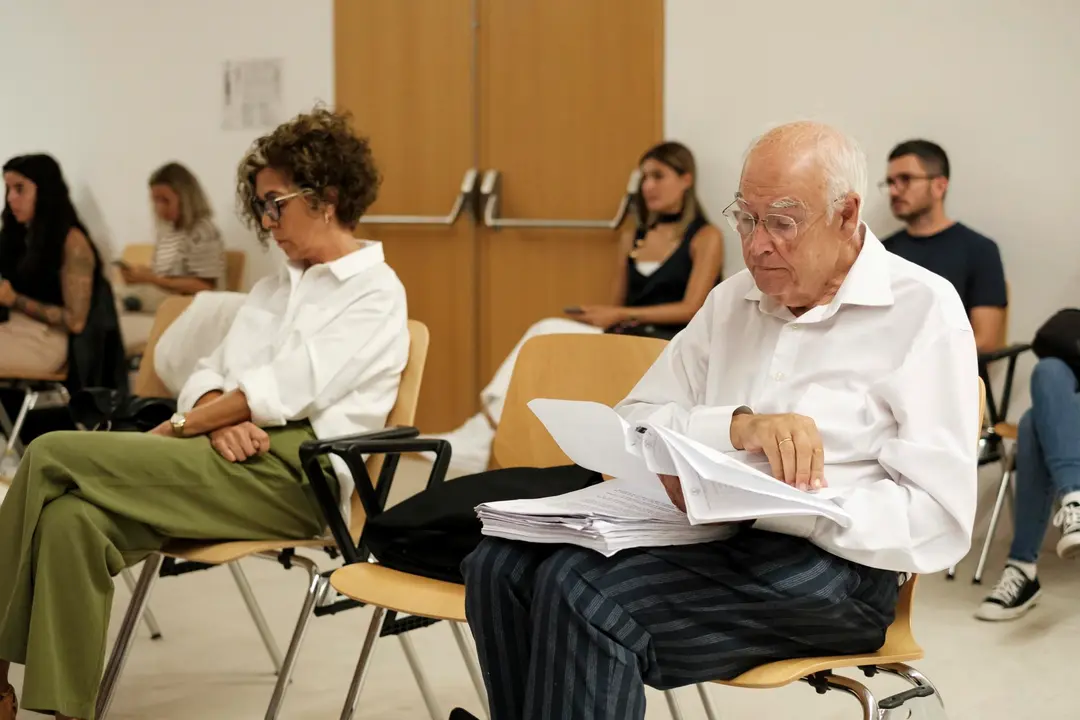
[176,370,226,413]
[752,514,818,538]
[686,405,751,453]
[236,364,287,426]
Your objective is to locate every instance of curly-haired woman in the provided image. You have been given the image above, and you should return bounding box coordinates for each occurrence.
[0,108,408,720]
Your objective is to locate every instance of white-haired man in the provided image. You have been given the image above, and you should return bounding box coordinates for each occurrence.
[457,122,978,720]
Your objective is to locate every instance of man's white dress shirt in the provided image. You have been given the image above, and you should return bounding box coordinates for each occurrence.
[178,241,409,522]
[616,228,979,574]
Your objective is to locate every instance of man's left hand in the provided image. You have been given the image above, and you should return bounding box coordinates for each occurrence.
[658,474,686,512]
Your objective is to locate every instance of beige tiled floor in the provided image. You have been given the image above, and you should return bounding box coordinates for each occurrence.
[5,459,1079,718]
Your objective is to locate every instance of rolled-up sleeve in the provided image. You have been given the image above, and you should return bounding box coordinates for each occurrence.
[236,285,407,427]
[176,344,227,412]
[773,324,980,574]
[615,294,748,453]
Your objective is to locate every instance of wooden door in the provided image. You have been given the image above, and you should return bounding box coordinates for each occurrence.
[335,0,478,432]
[477,0,664,379]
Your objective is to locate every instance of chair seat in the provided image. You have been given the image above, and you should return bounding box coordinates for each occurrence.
[993,421,1018,440]
[330,563,466,622]
[162,536,337,565]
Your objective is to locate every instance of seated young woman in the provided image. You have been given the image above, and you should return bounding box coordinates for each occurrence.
[0,108,409,720]
[438,141,724,472]
[0,154,102,377]
[116,161,227,314]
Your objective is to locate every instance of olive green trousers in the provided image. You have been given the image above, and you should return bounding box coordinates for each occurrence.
[0,424,327,720]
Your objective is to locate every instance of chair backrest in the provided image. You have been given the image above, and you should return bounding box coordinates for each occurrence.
[491,332,668,469]
[132,295,196,398]
[352,320,430,526]
[121,243,246,292]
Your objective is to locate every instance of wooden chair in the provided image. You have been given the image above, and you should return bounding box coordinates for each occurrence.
[120,243,246,292]
[95,314,432,720]
[323,333,669,719]
[0,369,67,460]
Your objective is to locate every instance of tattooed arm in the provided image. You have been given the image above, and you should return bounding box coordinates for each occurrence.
[12,229,96,334]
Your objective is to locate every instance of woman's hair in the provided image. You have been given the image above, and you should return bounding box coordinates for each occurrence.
[634,141,708,241]
[0,153,89,283]
[148,162,213,231]
[236,107,381,243]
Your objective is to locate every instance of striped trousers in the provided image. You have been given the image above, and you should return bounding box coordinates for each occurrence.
[462,528,899,720]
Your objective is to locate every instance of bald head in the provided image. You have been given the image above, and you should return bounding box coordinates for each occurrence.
[741,121,867,221]
[732,121,867,311]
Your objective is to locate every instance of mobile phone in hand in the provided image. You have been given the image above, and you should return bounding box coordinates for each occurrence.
[563,306,584,315]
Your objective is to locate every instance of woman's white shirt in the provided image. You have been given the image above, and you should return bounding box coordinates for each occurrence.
[178,241,409,522]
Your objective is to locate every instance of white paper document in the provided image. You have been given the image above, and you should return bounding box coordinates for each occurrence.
[476,399,851,556]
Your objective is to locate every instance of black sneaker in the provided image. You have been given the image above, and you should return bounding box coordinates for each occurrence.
[449,710,480,720]
[1055,502,1080,559]
[975,564,1041,621]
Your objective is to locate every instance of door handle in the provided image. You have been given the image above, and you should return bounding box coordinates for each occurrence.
[360,168,479,225]
[480,169,642,230]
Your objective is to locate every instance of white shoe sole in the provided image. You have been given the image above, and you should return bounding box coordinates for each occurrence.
[1058,532,1080,559]
[974,589,1041,621]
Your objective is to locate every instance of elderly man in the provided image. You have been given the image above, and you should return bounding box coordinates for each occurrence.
[459,122,978,720]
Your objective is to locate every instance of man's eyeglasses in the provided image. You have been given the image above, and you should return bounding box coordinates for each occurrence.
[251,189,313,222]
[877,174,940,193]
[722,198,803,243]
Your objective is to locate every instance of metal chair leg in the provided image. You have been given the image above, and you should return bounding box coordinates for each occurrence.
[696,684,720,720]
[974,451,1015,584]
[664,689,686,720]
[818,674,879,720]
[399,632,442,720]
[3,388,38,457]
[340,606,388,720]
[450,621,488,717]
[120,567,164,640]
[264,554,327,720]
[229,561,284,674]
[878,662,947,718]
[96,553,164,719]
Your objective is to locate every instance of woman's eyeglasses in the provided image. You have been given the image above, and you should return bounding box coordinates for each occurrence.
[251,189,313,222]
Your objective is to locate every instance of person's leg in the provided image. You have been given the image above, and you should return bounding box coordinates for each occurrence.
[520,530,896,720]
[1027,358,1080,498]
[462,538,556,720]
[0,424,326,718]
[0,314,67,376]
[1007,409,1055,564]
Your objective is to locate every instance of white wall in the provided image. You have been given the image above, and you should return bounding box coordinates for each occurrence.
[666,0,1080,414]
[0,0,334,286]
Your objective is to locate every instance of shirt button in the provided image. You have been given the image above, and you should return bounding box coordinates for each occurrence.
[774,372,785,381]
[790,324,800,330]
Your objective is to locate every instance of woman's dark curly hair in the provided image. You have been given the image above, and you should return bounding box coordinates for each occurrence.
[236,107,381,243]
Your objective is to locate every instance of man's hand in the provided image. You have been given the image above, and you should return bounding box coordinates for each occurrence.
[658,474,686,512]
[730,412,826,491]
[210,422,270,463]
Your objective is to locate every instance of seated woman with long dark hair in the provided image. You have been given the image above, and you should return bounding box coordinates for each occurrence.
[438,140,725,472]
[0,108,409,720]
[0,154,100,376]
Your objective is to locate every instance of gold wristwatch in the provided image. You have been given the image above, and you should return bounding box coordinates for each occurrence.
[169,412,187,438]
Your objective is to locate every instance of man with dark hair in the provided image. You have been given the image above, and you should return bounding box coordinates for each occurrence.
[881,140,1007,352]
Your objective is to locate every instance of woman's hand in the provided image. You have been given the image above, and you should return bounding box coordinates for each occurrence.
[577,305,625,329]
[120,264,157,285]
[148,421,174,437]
[0,280,16,308]
[210,421,271,463]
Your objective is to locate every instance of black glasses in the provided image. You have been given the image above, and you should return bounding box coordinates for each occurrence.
[878,174,940,193]
[251,189,312,222]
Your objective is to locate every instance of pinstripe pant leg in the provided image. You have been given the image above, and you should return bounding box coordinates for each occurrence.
[462,537,556,720]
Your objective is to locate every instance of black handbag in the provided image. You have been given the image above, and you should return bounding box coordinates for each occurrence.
[363,464,603,583]
[68,388,177,433]
[1032,309,1080,379]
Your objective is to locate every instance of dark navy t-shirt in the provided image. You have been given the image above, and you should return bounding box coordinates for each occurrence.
[882,222,1007,312]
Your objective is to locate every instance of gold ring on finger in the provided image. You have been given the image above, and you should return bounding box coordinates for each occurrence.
[778,437,793,446]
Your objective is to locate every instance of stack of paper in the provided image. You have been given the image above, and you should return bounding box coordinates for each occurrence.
[476,399,852,555]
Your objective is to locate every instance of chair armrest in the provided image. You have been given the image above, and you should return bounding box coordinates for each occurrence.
[978,342,1032,365]
[298,430,453,565]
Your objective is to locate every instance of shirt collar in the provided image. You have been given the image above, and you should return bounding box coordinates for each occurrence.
[286,240,386,282]
[743,225,894,319]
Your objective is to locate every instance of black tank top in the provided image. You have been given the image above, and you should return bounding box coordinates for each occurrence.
[622,214,712,336]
